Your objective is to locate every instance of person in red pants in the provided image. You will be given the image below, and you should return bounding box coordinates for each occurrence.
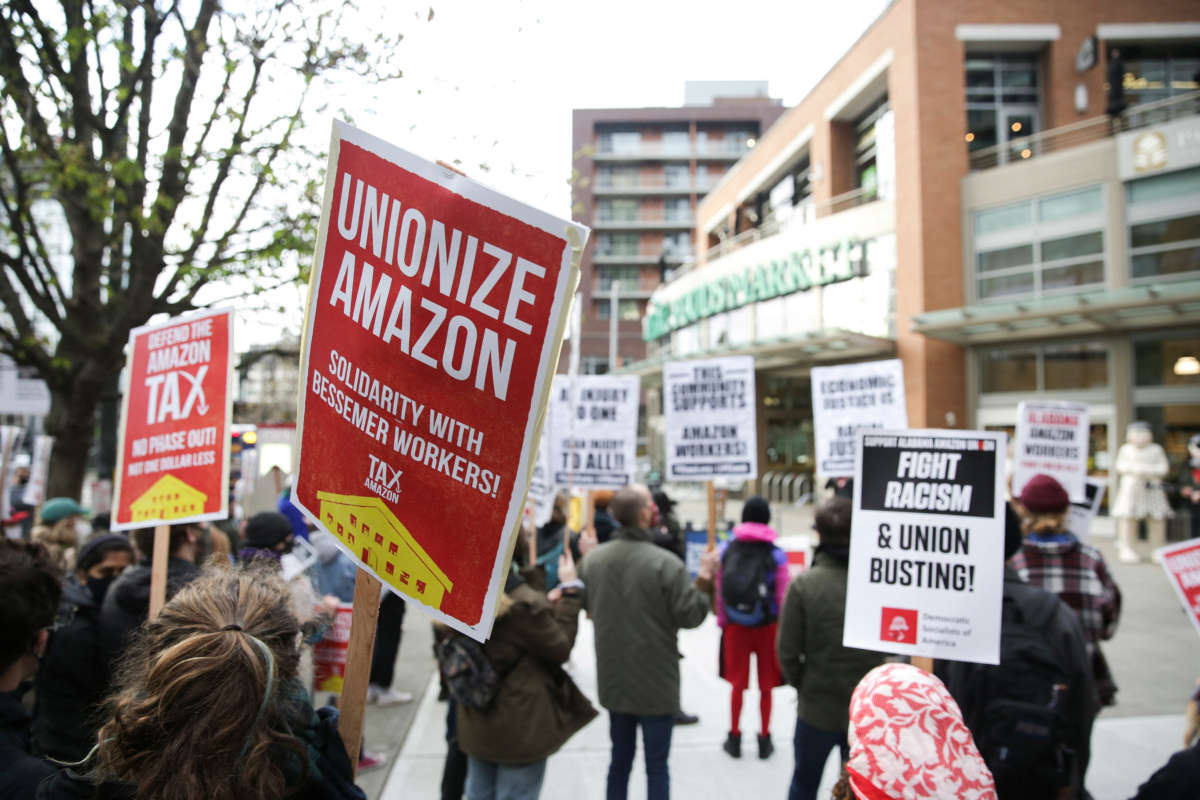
[716,496,788,759]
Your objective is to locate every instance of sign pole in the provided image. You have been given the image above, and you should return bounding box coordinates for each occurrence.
[339,570,382,776]
[148,524,170,619]
[706,480,716,550]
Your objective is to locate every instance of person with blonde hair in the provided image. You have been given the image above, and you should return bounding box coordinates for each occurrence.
[30,497,90,571]
[37,564,364,800]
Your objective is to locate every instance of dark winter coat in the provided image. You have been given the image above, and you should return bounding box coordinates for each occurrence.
[456,570,596,764]
[1130,742,1200,800]
[578,525,712,716]
[592,509,617,543]
[97,558,199,667]
[35,697,364,800]
[776,549,886,733]
[938,569,1098,798]
[33,580,110,762]
[0,688,56,800]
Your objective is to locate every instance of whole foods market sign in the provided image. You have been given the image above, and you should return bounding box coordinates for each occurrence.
[642,237,865,341]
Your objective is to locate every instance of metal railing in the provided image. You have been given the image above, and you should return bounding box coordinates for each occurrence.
[761,471,814,506]
[968,91,1200,171]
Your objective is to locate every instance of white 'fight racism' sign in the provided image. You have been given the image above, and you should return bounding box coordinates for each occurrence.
[844,429,1007,665]
[663,356,757,481]
[1013,400,1089,502]
[811,359,907,479]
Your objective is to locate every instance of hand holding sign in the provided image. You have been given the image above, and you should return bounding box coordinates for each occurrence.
[697,548,719,582]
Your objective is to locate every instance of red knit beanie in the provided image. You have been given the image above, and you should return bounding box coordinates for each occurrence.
[1019,474,1070,513]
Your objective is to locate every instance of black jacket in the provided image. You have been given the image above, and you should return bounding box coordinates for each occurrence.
[1130,742,1200,800]
[35,703,365,800]
[97,558,199,667]
[33,581,109,762]
[0,688,56,800]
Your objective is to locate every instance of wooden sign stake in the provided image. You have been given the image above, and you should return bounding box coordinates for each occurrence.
[147,524,170,619]
[339,569,383,777]
[911,656,934,673]
[706,480,717,550]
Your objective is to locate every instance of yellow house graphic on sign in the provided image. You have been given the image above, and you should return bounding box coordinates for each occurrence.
[130,474,207,522]
[316,491,453,610]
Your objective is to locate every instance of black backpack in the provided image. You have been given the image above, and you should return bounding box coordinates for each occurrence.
[435,633,501,712]
[957,588,1074,798]
[720,540,777,627]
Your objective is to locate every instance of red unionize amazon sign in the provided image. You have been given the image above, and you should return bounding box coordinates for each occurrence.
[293,122,585,641]
[112,308,233,530]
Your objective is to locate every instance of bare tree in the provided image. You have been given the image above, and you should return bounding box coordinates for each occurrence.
[0,0,404,497]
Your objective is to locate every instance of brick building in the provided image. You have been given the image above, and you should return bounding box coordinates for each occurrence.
[570,83,785,374]
[631,1,1200,496]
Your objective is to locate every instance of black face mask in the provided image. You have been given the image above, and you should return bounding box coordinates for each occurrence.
[87,576,116,605]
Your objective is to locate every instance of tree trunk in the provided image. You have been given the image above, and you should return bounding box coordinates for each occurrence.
[44,356,115,501]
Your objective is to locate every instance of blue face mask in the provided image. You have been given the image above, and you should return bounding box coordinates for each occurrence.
[87,575,116,605]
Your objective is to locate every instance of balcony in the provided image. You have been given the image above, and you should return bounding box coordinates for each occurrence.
[592,180,718,196]
[968,91,1200,171]
[592,215,694,231]
[593,144,751,162]
[592,250,694,265]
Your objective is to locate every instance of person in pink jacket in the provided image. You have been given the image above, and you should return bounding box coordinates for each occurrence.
[715,496,789,759]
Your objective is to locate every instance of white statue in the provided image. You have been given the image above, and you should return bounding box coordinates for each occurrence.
[1111,421,1173,563]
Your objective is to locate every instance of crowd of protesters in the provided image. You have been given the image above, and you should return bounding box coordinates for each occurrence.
[3,466,1198,800]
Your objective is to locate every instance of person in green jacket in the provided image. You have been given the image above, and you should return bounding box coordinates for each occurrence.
[577,484,718,800]
[776,496,885,800]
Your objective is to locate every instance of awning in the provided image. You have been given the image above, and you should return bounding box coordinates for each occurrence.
[911,280,1200,345]
[616,328,897,379]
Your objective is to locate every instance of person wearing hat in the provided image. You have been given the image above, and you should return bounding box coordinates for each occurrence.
[651,490,684,560]
[1011,473,1122,709]
[715,495,788,760]
[32,533,134,762]
[98,522,202,667]
[237,510,296,563]
[31,497,91,571]
[938,503,1096,799]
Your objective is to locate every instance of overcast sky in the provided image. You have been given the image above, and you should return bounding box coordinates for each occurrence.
[238,0,893,346]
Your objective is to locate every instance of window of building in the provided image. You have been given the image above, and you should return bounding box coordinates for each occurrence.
[664,197,691,223]
[853,96,889,196]
[662,232,692,259]
[595,232,639,257]
[1126,167,1200,282]
[1134,334,1200,387]
[980,342,1109,393]
[664,164,690,188]
[581,357,610,375]
[596,266,641,292]
[594,298,642,321]
[662,129,689,155]
[597,129,641,155]
[972,185,1104,301]
[596,199,638,223]
[964,53,1041,162]
[1117,43,1200,106]
[596,166,638,189]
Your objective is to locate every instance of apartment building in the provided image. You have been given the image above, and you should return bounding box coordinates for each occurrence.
[631,0,1200,494]
[570,82,785,374]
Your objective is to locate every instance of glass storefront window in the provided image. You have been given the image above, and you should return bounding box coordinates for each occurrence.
[1044,343,1109,390]
[1119,43,1200,106]
[1039,187,1103,223]
[1134,404,1200,476]
[1127,168,1200,282]
[1134,336,1200,387]
[965,53,1040,158]
[975,201,1032,235]
[978,243,1034,272]
[981,347,1038,392]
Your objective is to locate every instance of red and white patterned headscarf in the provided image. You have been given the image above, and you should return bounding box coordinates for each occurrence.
[846,663,997,800]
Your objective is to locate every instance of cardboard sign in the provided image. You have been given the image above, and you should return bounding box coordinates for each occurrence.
[1156,538,1200,639]
[663,356,757,481]
[1013,400,1089,502]
[548,374,639,489]
[292,121,585,641]
[844,429,1007,665]
[811,359,907,478]
[313,602,355,693]
[21,435,54,508]
[1066,477,1107,540]
[111,309,233,530]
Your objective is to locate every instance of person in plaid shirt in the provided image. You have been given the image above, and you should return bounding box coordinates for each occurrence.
[1011,473,1122,707]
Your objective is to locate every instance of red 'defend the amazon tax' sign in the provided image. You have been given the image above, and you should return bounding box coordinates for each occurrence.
[112,308,233,530]
[293,121,585,641]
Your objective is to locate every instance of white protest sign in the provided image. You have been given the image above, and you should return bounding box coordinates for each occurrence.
[844,429,1007,665]
[22,435,54,507]
[0,356,51,416]
[0,427,23,521]
[811,359,907,478]
[527,426,555,527]
[1013,400,1089,502]
[663,356,757,481]
[1066,477,1107,540]
[549,374,639,489]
